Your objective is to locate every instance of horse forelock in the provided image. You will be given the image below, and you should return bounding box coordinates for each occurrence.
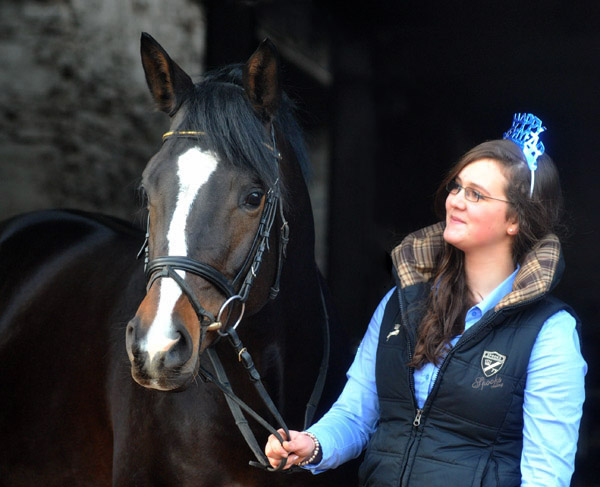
[170,65,310,206]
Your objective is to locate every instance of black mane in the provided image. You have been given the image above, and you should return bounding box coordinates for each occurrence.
[179,65,310,195]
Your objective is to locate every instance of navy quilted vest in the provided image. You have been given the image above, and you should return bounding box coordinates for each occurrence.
[358,284,573,487]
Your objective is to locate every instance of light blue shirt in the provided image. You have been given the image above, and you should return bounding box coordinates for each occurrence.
[307,270,587,486]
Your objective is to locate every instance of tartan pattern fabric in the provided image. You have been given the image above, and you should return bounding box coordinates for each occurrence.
[495,234,560,310]
[391,222,446,288]
[390,222,561,310]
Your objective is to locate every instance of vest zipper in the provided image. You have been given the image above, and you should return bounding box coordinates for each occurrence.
[398,295,421,423]
[396,310,499,486]
[397,288,418,409]
[396,288,422,486]
[413,408,423,427]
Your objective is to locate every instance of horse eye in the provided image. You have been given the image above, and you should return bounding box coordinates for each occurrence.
[244,191,264,208]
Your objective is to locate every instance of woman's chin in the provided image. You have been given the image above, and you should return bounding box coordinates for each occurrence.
[443,228,467,251]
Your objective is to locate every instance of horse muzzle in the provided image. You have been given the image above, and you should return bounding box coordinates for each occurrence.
[125,311,201,391]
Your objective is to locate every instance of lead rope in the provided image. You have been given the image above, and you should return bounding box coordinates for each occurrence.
[199,341,294,472]
[198,276,331,473]
[302,278,330,429]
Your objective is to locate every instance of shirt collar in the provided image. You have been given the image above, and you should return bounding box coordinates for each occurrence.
[464,265,520,331]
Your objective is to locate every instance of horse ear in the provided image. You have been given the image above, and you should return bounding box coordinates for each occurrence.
[242,38,281,123]
[140,32,194,116]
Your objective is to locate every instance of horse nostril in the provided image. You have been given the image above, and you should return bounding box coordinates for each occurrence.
[126,321,138,359]
[162,326,193,369]
[126,323,134,341]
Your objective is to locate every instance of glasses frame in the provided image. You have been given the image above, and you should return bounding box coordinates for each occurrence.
[446,180,511,204]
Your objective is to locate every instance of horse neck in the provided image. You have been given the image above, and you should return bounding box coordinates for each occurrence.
[243,149,329,423]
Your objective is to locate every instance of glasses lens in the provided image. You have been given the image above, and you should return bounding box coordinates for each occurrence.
[447,180,460,194]
[463,188,477,202]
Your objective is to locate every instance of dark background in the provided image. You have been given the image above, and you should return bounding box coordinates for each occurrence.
[205,1,599,484]
[2,0,598,484]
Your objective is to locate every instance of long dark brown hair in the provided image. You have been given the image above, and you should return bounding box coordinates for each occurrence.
[409,139,564,368]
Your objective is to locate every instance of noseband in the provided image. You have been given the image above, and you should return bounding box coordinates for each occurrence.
[138,128,289,338]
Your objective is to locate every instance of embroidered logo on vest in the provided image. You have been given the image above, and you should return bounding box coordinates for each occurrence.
[472,375,504,390]
[481,350,506,377]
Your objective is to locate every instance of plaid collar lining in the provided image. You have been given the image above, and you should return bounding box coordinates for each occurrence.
[391,222,561,311]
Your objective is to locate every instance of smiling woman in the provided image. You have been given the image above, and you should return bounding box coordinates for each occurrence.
[265,113,586,487]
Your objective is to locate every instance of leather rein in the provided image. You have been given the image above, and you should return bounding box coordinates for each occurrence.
[137,128,330,472]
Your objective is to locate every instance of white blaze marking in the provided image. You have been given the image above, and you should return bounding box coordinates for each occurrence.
[145,148,218,361]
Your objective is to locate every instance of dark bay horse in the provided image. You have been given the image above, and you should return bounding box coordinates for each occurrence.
[0,34,356,486]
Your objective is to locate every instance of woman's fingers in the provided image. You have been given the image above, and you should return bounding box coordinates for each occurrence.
[285,431,315,458]
[265,429,318,469]
[265,429,292,468]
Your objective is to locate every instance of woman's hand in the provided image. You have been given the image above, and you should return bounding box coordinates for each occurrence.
[264,429,316,470]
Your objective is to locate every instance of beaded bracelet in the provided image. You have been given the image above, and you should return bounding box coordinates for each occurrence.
[298,431,320,466]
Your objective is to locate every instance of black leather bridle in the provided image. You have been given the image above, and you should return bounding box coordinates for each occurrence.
[136,128,329,472]
[138,129,289,340]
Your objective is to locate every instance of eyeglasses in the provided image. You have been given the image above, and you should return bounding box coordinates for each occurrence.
[446,180,510,203]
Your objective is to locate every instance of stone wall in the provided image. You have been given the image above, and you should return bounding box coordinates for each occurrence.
[0,0,205,223]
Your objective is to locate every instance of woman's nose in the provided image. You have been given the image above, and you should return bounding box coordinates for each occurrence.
[447,191,466,208]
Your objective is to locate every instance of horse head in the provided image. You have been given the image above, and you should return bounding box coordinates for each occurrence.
[126,33,308,391]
